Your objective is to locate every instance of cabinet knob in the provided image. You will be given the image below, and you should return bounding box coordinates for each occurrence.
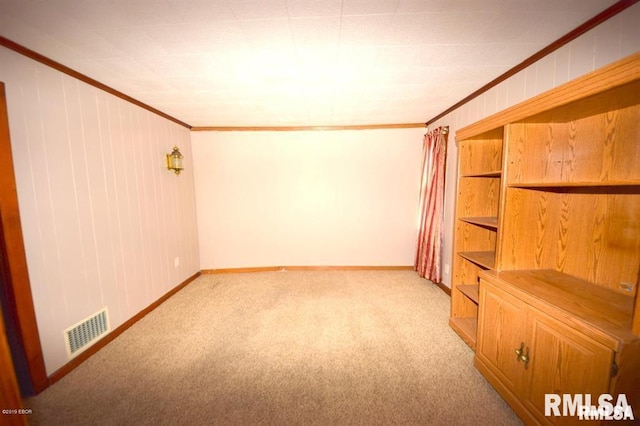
[521,347,530,369]
[515,342,524,360]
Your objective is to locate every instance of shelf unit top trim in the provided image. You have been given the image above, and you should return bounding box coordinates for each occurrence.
[456,52,640,141]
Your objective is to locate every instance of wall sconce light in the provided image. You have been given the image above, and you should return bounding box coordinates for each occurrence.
[166,146,184,175]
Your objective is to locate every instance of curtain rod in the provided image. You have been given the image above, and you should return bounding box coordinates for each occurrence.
[424,125,449,135]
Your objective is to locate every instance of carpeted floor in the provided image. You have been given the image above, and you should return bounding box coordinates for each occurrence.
[26,270,522,425]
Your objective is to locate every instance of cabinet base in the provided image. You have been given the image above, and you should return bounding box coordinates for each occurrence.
[449,317,477,350]
[474,356,542,425]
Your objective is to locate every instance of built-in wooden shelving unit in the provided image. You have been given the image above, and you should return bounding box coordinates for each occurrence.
[450,52,640,424]
[449,126,504,349]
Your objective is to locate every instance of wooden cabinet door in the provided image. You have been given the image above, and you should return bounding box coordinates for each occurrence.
[476,280,528,393]
[521,308,613,425]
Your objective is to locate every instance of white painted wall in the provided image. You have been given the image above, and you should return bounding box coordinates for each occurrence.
[434,3,640,288]
[0,46,200,375]
[192,1,639,275]
[192,129,424,269]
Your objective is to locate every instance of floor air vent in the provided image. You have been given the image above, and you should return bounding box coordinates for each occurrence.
[64,308,110,358]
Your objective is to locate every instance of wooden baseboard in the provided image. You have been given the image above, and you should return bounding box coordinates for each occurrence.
[201,265,415,274]
[434,281,452,296]
[202,266,453,297]
[47,271,201,386]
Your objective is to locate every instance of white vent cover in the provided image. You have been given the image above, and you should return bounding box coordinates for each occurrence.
[64,308,110,358]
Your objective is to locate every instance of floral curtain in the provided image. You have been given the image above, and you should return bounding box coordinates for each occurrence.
[414,126,448,283]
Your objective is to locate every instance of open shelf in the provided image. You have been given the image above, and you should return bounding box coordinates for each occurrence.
[458,251,496,270]
[500,187,640,291]
[449,317,478,349]
[505,81,640,187]
[462,171,502,178]
[458,129,503,178]
[459,216,498,230]
[458,285,479,304]
[451,127,503,351]
[509,181,640,189]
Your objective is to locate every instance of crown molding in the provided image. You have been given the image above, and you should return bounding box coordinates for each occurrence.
[191,123,425,131]
[0,36,191,129]
[425,0,639,126]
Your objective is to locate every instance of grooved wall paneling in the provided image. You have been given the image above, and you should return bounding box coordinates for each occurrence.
[0,46,200,375]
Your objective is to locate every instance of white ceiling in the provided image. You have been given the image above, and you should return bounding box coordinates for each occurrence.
[0,0,617,127]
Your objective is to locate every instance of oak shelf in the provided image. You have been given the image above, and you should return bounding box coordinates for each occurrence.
[461,171,502,178]
[508,181,640,189]
[459,216,498,230]
[458,251,496,270]
[449,317,478,348]
[457,284,480,305]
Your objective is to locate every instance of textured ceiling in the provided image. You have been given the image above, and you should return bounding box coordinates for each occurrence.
[0,0,618,127]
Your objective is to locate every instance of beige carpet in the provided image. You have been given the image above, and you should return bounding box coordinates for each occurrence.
[26,270,521,425]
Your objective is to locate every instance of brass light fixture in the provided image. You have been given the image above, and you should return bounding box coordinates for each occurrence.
[166,146,184,175]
